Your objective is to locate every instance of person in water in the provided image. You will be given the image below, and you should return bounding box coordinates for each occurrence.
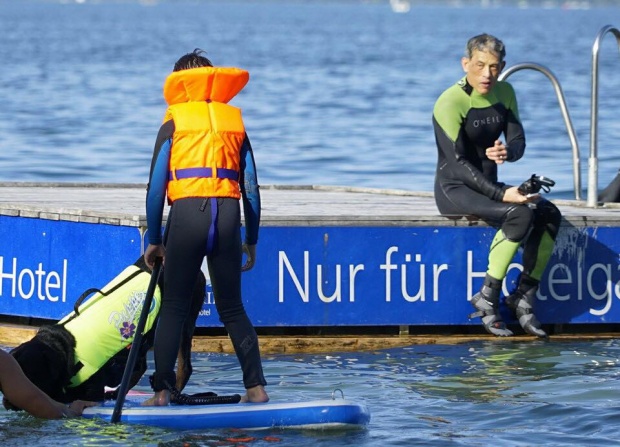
[0,349,95,418]
[432,33,562,338]
[143,49,268,405]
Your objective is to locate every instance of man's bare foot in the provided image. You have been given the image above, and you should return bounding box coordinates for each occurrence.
[240,385,269,403]
[141,390,171,406]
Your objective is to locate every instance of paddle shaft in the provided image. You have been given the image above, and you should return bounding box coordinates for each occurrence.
[111,258,162,423]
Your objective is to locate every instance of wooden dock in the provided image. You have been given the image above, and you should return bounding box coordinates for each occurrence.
[1,182,619,227]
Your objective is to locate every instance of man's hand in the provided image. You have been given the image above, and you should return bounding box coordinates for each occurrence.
[241,244,257,272]
[64,400,98,418]
[144,244,166,270]
[486,139,509,164]
[503,186,540,204]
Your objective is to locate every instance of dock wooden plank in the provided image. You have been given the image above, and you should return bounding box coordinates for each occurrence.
[1,182,619,227]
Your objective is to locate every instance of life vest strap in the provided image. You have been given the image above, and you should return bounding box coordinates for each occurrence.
[169,167,239,181]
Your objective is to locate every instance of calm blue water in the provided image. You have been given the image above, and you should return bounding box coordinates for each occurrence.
[3,339,620,446]
[1,0,620,199]
[2,1,620,445]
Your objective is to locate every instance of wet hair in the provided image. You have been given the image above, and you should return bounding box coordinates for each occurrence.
[465,34,506,62]
[173,48,213,72]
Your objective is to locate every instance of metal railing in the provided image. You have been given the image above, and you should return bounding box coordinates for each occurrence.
[499,63,582,201]
[587,25,620,207]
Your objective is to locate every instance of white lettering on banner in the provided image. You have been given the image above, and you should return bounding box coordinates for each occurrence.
[200,261,214,306]
[587,263,613,316]
[381,246,449,302]
[278,251,364,303]
[18,268,34,298]
[205,290,214,305]
[279,247,449,304]
[277,241,620,317]
[547,264,572,302]
[317,264,341,303]
[381,247,398,302]
[0,257,67,303]
[279,251,309,302]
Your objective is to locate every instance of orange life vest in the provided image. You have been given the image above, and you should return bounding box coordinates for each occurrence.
[163,67,249,202]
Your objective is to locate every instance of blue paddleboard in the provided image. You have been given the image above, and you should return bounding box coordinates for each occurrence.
[82,391,370,430]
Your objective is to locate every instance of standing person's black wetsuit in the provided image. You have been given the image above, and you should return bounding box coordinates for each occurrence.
[143,49,269,405]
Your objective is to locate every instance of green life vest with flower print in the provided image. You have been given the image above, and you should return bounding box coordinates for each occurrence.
[58,265,161,388]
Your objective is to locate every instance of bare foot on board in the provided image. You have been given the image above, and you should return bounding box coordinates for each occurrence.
[240,385,269,403]
[141,390,171,406]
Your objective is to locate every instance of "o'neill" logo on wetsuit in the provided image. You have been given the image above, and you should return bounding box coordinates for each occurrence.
[472,115,504,127]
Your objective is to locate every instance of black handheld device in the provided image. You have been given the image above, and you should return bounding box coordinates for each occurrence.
[517,174,555,196]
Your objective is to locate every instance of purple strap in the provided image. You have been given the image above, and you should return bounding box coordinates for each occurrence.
[206,199,218,255]
[169,167,238,181]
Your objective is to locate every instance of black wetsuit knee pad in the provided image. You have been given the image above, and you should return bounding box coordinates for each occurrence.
[502,205,534,241]
[534,200,562,239]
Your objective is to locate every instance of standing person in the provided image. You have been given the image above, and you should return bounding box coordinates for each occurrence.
[1,349,95,419]
[143,49,268,405]
[432,34,561,338]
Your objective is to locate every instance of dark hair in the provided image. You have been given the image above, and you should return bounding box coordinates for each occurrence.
[173,48,213,72]
[465,34,506,62]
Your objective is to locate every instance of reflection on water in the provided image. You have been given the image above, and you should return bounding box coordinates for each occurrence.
[3,339,620,446]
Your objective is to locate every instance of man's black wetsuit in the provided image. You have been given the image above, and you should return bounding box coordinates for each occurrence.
[433,76,561,337]
[433,76,561,282]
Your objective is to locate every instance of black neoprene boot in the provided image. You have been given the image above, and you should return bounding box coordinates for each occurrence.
[469,274,513,337]
[506,275,547,338]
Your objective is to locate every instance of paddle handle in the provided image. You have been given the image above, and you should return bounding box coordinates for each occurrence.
[111,257,162,423]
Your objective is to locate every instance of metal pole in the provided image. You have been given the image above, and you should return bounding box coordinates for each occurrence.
[587,25,620,207]
[500,62,582,201]
[111,258,162,423]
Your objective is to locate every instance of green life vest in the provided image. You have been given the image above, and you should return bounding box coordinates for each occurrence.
[58,265,161,388]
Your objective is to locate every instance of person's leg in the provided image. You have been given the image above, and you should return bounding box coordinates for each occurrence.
[144,199,208,406]
[436,186,532,336]
[506,199,562,338]
[520,199,561,280]
[208,198,268,402]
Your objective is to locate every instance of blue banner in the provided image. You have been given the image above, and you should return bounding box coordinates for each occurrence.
[0,216,140,319]
[1,215,619,327]
[209,224,620,326]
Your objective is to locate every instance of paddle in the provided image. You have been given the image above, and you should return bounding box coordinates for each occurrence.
[111,257,162,423]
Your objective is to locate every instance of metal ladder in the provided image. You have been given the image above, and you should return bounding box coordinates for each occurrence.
[499,63,582,201]
[498,24,620,206]
[587,25,620,207]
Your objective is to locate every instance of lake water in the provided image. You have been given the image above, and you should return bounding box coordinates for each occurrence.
[2,0,620,200]
[2,1,620,446]
[3,339,620,446]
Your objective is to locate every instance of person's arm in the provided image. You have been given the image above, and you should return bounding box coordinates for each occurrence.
[238,134,261,271]
[239,134,261,245]
[146,120,174,246]
[0,351,94,419]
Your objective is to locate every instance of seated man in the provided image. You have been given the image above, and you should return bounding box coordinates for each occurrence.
[432,33,561,338]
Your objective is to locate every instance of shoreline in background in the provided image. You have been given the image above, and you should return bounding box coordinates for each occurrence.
[21,0,620,8]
